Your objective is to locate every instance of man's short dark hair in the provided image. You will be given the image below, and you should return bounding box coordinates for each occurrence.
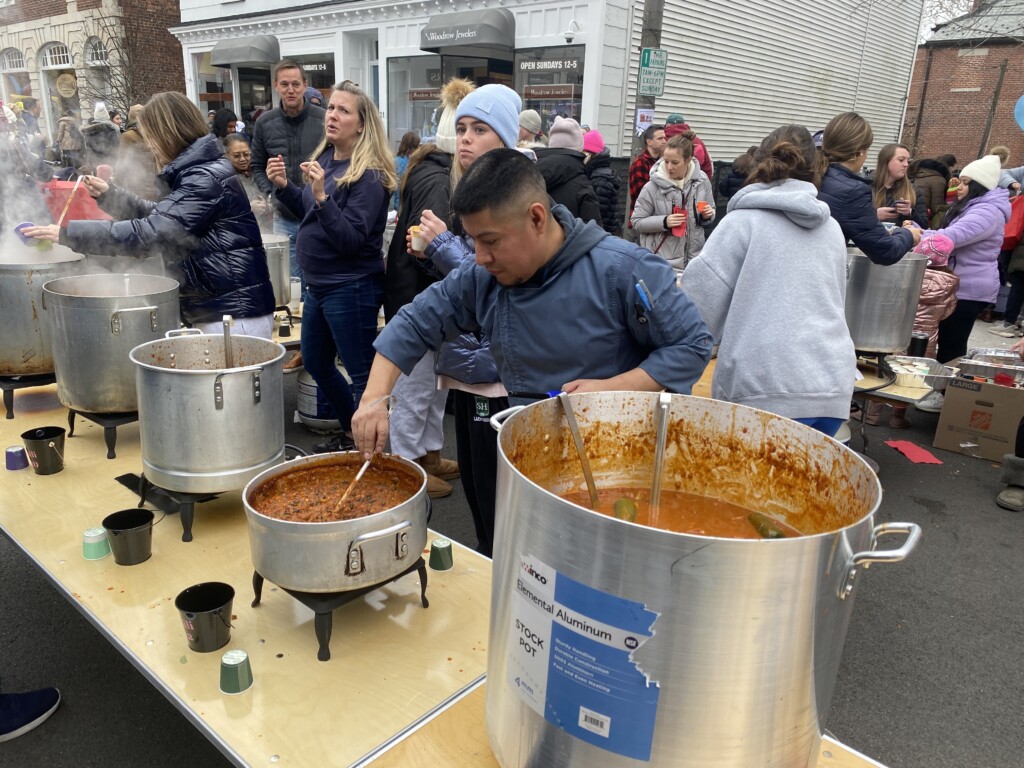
[273,59,306,83]
[644,124,665,143]
[451,148,549,219]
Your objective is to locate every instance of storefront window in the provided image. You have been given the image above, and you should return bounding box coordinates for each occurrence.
[238,67,271,122]
[40,43,79,141]
[1,48,31,107]
[194,51,233,113]
[291,53,335,100]
[387,55,442,147]
[514,46,585,134]
[441,56,513,87]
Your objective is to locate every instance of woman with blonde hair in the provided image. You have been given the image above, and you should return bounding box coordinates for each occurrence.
[816,111,919,264]
[24,91,275,336]
[872,143,927,227]
[268,80,397,452]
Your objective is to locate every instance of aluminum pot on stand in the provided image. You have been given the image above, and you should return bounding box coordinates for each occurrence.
[243,452,428,592]
[845,247,927,353]
[129,329,285,494]
[0,241,84,375]
[43,273,180,413]
[486,391,920,768]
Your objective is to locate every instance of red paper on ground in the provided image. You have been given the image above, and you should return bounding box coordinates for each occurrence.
[884,440,943,464]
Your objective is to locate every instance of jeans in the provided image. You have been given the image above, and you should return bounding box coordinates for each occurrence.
[792,416,844,438]
[1005,271,1024,326]
[301,275,383,432]
[273,216,303,297]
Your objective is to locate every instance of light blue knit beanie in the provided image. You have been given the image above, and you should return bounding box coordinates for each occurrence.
[454,84,522,150]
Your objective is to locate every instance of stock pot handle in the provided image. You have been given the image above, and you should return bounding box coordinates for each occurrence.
[213,367,264,409]
[166,327,202,338]
[110,306,159,335]
[490,405,525,433]
[346,520,413,575]
[839,522,922,600]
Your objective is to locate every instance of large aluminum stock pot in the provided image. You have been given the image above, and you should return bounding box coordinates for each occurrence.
[42,273,180,412]
[845,247,927,352]
[0,242,84,375]
[129,329,285,493]
[486,392,920,768]
[243,453,428,593]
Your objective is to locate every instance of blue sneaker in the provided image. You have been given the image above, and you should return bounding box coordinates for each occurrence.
[0,685,61,742]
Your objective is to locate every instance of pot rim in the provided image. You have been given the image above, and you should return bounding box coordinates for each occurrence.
[498,393,883,544]
[129,335,285,374]
[42,272,180,298]
[243,451,428,527]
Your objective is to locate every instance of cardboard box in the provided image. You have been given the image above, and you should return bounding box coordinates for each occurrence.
[934,378,1024,461]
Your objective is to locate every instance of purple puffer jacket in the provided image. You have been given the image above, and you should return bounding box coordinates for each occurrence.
[922,186,1011,303]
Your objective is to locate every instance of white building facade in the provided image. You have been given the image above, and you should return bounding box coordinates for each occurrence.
[171,0,923,161]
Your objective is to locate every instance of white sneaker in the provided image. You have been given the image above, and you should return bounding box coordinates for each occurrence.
[987,323,1020,338]
[915,390,945,413]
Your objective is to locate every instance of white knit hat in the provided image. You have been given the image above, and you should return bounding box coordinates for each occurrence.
[959,154,1001,190]
[435,78,475,155]
[94,103,110,122]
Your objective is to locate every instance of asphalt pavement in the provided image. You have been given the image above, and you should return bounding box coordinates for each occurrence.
[2,320,1022,767]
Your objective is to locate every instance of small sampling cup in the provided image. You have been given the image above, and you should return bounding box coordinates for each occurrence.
[96,164,113,182]
[14,222,36,245]
[102,509,156,565]
[696,201,710,215]
[429,537,454,571]
[5,446,29,471]
[175,582,235,653]
[219,649,254,695]
[20,426,66,475]
[409,225,427,252]
[82,527,112,561]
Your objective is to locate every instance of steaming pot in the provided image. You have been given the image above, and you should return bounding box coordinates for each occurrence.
[0,242,84,376]
[129,329,285,493]
[486,392,920,768]
[43,273,180,413]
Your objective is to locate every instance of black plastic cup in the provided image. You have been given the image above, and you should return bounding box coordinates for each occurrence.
[175,582,235,653]
[102,509,155,565]
[21,426,66,475]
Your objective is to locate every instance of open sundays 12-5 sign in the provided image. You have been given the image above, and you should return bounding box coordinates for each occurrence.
[638,48,667,97]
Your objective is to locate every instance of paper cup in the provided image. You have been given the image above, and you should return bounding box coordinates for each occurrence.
[5,446,29,471]
[82,527,112,561]
[14,222,36,245]
[219,649,253,695]
[96,164,113,182]
[409,226,427,252]
[429,537,454,571]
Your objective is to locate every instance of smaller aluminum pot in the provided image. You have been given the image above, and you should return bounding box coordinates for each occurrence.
[262,233,291,308]
[243,453,428,593]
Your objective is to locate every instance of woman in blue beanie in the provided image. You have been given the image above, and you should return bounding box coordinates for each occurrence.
[408,83,522,556]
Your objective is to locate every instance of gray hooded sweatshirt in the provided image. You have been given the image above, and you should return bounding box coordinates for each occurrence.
[681,178,856,421]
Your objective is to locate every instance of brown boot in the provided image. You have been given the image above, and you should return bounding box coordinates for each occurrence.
[423,472,453,499]
[417,450,460,480]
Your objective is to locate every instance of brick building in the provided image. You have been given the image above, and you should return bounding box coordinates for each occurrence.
[0,0,184,144]
[903,0,1024,170]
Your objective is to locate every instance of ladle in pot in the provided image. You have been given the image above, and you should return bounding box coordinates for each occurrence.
[649,392,672,525]
[222,315,234,368]
[336,456,372,513]
[558,392,599,509]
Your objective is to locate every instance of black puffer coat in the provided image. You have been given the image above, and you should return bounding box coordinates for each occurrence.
[534,147,603,226]
[64,133,275,324]
[911,158,951,222]
[584,148,622,236]
[384,150,452,320]
[818,163,914,265]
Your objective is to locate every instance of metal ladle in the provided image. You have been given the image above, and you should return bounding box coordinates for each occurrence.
[222,314,234,368]
[649,392,672,526]
[558,392,599,509]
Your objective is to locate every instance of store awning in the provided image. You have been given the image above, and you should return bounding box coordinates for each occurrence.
[210,35,280,68]
[420,8,515,53]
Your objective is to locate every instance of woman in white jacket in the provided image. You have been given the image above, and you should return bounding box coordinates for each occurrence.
[680,124,856,437]
[631,134,715,271]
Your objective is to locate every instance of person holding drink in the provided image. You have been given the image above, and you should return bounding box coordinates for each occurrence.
[267,80,396,453]
[631,134,715,273]
[872,143,928,228]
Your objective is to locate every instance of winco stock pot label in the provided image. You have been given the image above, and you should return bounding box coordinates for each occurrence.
[509,554,660,761]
